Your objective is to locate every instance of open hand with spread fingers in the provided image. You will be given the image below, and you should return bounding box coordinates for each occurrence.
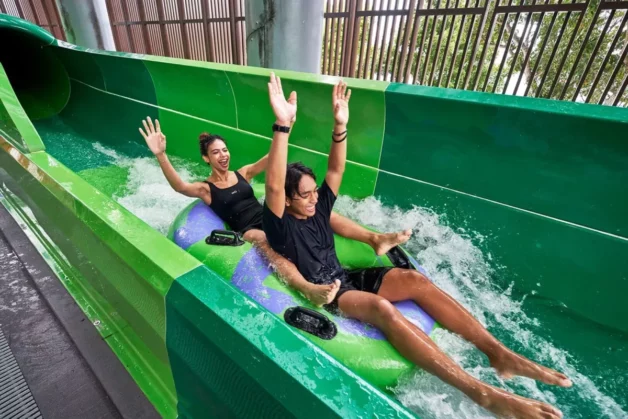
[139,117,166,156]
[268,72,297,126]
[332,80,351,125]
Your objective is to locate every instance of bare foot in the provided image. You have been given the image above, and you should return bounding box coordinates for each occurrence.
[304,280,341,307]
[478,386,563,419]
[490,350,572,388]
[372,229,412,256]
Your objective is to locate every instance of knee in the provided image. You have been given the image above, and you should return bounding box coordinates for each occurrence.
[409,270,430,287]
[370,298,401,326]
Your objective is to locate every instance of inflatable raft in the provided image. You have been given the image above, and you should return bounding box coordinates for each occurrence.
[168,183,437,389]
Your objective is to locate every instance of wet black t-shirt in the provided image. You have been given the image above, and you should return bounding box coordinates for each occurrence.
[262,181,344,284]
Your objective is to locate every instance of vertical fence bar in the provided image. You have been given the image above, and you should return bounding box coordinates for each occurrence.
[364,1,379,79]
[523,2,560,96]
[348,0,364,77]
[396,0,418,81]
[436,0,460,86]
[322,0,332,73]
[120,0,137,51]
[228,0,240,64]
[332,0,344,76]
[105,0,122,50]
[612,73,628,105]
[40,0,55,33]
[537,5,577,97]
[457,0,482,88]
[341,0,356,76]
[379,0,394,80]
[572,8,615,101]
[599,31,628,104]
[502,2,536,94]
[447,0,467,86]
[156,0,170,56]
[403,2,424,82]
[176,0,190,58]
[482,0,513,91]
[471,0,498,89]
[27,0,42,25]
[587,12,628,102]
[492,1,524,93]
[201,0,215,61]
[137,0,152,54]
[356,6,370,78]
[554,0,601,98]
[390,0,410,81]
[513,7,544,95]
[429,0,452,85]
[421,0,442,83]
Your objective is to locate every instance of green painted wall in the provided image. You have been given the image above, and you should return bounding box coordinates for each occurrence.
[379,84,628,334]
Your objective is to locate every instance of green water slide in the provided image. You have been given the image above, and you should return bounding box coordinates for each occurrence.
[0,13,626,418]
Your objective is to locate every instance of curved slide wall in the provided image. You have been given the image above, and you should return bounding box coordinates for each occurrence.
[1,13,627,418]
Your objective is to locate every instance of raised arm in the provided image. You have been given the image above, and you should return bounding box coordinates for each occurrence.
[265,73,297,217]
[139,117,210,203]
[238,153,268,183]
[325,81,351,195]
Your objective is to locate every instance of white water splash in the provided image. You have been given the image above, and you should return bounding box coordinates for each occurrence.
[92,143,199,235]
[80,142,625,418]
[334,195,626,419]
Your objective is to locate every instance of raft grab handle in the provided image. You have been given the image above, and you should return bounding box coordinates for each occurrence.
[284,306,337,340]
[205,230,245,246]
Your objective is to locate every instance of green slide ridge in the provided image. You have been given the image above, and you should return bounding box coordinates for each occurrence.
[1,12,627,418]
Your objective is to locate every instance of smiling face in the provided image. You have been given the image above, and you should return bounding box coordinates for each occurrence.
[286,174,319,219]
[203,139,230,172]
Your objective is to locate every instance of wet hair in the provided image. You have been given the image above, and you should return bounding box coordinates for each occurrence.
[199,133,226,156]
[285,162,316,199]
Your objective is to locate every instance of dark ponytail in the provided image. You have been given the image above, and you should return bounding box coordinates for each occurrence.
[199,133,226,156]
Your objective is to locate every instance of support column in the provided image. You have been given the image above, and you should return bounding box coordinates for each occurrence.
[245,0,325,73]
[55,0,116,51]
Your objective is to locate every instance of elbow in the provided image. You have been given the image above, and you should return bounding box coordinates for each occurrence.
[265,183,283,195]
[328,166,345,176]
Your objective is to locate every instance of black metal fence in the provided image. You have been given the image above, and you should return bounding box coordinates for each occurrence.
[323,0,628,106]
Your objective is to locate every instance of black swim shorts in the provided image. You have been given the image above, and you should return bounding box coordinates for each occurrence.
[324,267,393,311]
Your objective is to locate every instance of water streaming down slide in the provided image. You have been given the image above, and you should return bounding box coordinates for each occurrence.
[1,14,627,419]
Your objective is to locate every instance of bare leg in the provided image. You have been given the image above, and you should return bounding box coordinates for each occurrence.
[329,212,411,255]
[242,229,340,306]
[337,291,563,419]
[377,269,572,387]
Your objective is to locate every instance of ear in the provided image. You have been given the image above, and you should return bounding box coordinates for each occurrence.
[285,197,291,207]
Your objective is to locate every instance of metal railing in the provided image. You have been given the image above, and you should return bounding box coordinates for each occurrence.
[323,0,628,106]
[0,0,65,40]
[105,0,246,64]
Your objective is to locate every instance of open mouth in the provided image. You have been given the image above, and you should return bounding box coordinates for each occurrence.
[218,158,229,168]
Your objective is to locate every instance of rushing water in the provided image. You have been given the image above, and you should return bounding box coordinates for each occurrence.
[39,122,627,418]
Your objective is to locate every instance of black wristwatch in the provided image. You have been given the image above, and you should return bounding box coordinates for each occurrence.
[272,123,291,133]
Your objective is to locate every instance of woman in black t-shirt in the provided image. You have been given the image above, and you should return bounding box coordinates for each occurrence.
[138,116,411,306]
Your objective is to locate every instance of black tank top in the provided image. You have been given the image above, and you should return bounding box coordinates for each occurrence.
[206,171,263,233]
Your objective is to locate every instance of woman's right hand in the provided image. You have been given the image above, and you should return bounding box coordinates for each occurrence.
[139,117,166,156]
[268,72,297,126]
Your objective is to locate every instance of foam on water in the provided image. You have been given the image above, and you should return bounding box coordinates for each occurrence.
[334,196,627,419]
[91,143,200,235]
[84,142,625,418]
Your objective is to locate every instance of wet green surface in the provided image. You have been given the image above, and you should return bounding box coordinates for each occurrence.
[2,16,627,417]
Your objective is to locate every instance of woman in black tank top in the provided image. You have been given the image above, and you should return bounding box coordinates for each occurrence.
[139,116,411,306]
